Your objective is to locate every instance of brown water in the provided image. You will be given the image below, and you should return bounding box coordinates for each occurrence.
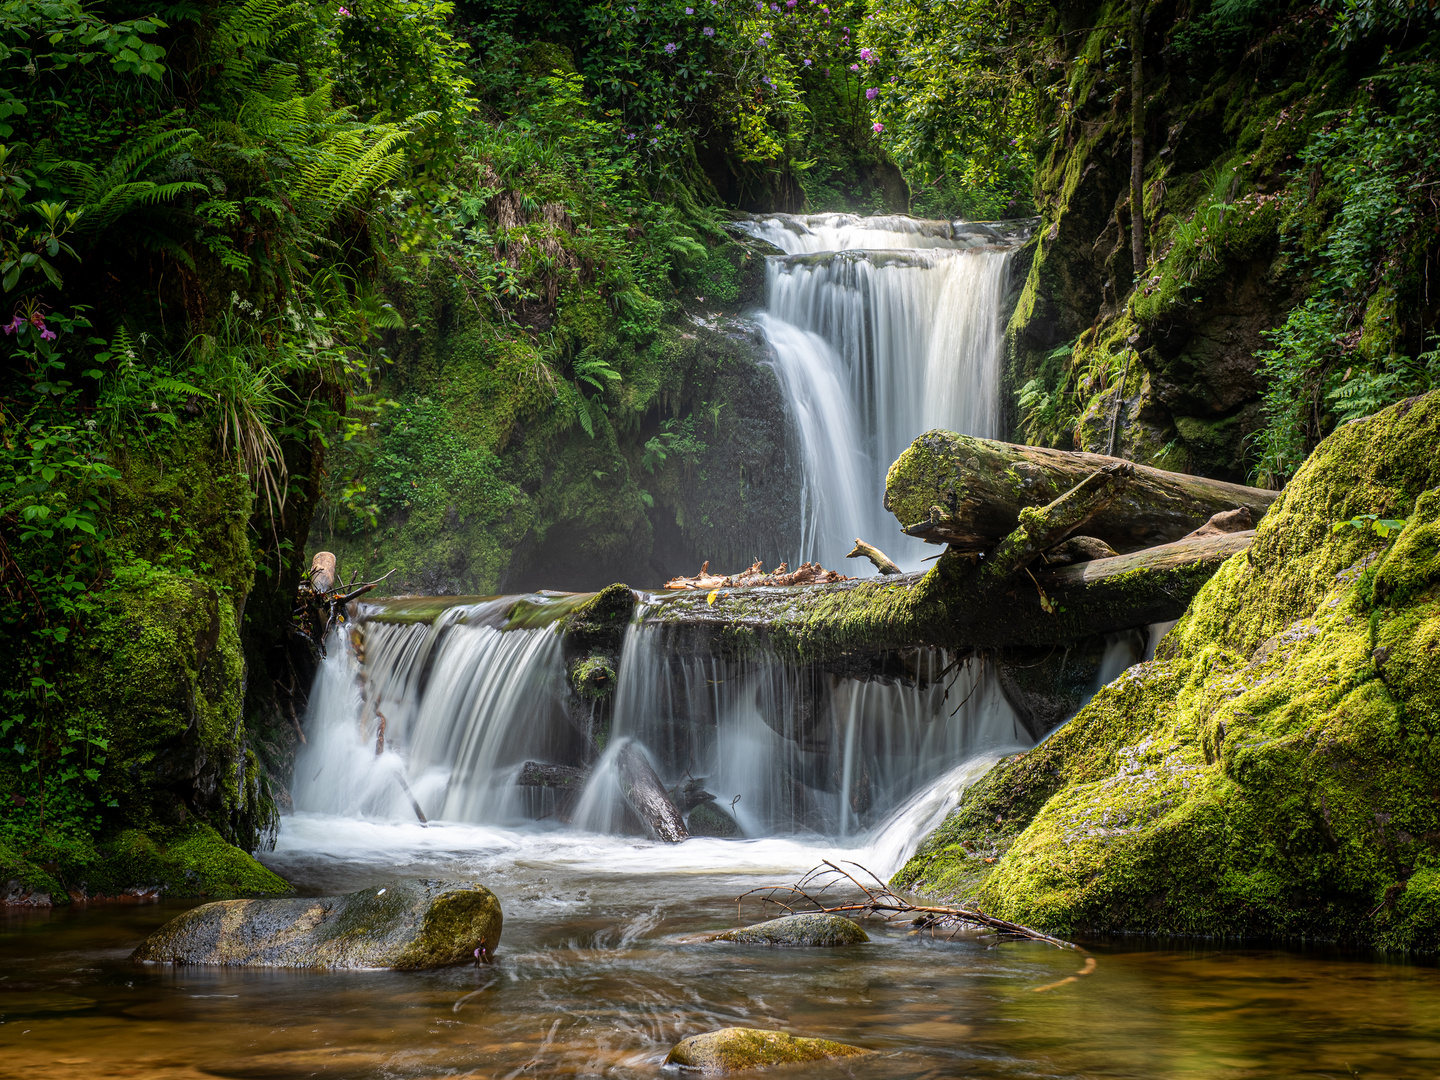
[3,822,1439,1080]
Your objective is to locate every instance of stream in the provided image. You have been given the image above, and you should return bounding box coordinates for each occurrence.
[3,815,1440,1079]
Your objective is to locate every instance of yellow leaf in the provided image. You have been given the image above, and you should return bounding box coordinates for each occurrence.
[707,589,719,606]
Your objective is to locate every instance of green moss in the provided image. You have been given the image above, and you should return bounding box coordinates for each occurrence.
[895,392,1440,950]
[0,836,66,903]
[664,1028,870,1071]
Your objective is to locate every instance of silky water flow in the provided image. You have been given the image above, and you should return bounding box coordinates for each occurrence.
[737,213,1025,572]
[294,599,1030,854]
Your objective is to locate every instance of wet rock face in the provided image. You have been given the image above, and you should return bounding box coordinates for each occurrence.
[712,912,868,947]
[133,879,502,970]
[665,1027,870,1074]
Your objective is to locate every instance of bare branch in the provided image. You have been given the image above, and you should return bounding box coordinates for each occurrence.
[737,862,1084,952]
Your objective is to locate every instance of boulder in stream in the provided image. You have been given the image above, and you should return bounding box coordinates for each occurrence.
[665,1027,870,1073]
[133,878,502,969]
[712,912,868,946]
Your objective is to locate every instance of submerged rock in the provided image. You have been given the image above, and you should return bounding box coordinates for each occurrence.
[133,878,502,969]
[713,912,868,947]
[665,1027,869,1073]
[687,801,742,837]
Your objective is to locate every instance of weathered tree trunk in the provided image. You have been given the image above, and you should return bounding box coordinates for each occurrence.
[886,431,1277,554]
[1130,0,1146,281]
[616,745,688,843]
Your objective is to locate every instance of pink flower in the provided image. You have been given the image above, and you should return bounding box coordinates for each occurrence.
[2,315,22,335]
[865,87,877,99]
[40,328,56,341]
[848,63,859,70]
[871,121,884,133]
[337,5,350,13]
[859,47,874,62]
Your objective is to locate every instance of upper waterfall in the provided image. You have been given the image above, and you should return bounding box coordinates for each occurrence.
[736,213,1026,572]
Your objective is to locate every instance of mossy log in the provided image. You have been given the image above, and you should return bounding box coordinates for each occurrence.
[886,430,1278,554]
[647,530,1252,659]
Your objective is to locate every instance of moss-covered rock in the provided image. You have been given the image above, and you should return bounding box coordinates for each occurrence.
[0,837,65,906]
[664,1028,869,1073]
[133,878,501,969]
[712,913,869,947]
[896,392,1440,950]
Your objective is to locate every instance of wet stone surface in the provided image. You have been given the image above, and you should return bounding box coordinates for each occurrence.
[666,1027,871,1073]
[132,878,502,969]
[712,912,869,947]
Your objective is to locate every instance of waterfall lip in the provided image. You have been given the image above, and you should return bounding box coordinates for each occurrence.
[355,590,597,630]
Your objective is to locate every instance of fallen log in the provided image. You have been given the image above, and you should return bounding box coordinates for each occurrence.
[885,430,1278,554]
[616,744,688,842]
[645,530,1253,657]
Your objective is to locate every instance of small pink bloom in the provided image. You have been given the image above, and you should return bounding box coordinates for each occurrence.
[337,5,350,13]
[2,316,22,335]
[40,328,57,341]
[871,121,884,133]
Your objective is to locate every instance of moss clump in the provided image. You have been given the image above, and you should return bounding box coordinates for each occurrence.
[896,392,1440,950]
[0,837,66,904]
[569,655,617,700]
[664,1028,870,1072]
[68,824,289,900]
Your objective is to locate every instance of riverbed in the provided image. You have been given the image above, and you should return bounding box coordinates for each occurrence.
[3,812,1438,1079]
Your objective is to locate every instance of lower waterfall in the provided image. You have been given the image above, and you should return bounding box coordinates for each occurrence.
[291,597,1030,854]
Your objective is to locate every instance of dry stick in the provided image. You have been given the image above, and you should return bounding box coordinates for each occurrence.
[737,860,1084,953]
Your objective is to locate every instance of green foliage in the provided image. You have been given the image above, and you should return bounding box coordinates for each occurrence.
[860,0,1039,216]
[1251,60,1440,485]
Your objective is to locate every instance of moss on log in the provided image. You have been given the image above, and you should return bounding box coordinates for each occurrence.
[885,429,1278,553]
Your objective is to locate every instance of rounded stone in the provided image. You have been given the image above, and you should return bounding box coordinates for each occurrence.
[665,1027,869,1073]
[712,912,869,947]
[132,878,502,970]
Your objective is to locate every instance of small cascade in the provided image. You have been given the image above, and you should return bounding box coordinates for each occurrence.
[737,213,1026,572]
[293,603,576,825]
[575,609,1027,839]
[293,596,1031,843]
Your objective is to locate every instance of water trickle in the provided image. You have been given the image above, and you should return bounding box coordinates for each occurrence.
[738,213,1026,572]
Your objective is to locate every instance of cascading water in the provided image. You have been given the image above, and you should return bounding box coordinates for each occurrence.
[293,596,1029,850]
[737,213,1026,572]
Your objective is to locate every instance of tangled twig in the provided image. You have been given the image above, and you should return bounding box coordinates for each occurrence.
[737,860,1083,953]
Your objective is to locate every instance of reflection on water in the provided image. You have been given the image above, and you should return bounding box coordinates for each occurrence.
[3,818,1440,1079]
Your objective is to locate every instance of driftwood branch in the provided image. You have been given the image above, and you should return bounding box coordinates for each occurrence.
[293,553,397,656]
[617,744,688,842]
[738,861,1082,951]
[846,539,903,576]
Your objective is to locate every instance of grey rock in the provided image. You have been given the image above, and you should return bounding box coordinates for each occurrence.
[712,912,868,947]
[132,878,502,970]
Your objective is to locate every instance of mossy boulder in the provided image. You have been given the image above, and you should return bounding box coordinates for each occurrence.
[687,801,742,837]
[712,913,869,947]
[664,1028,869,1073]
[133,878,502,969]
[896,392,1440,950]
